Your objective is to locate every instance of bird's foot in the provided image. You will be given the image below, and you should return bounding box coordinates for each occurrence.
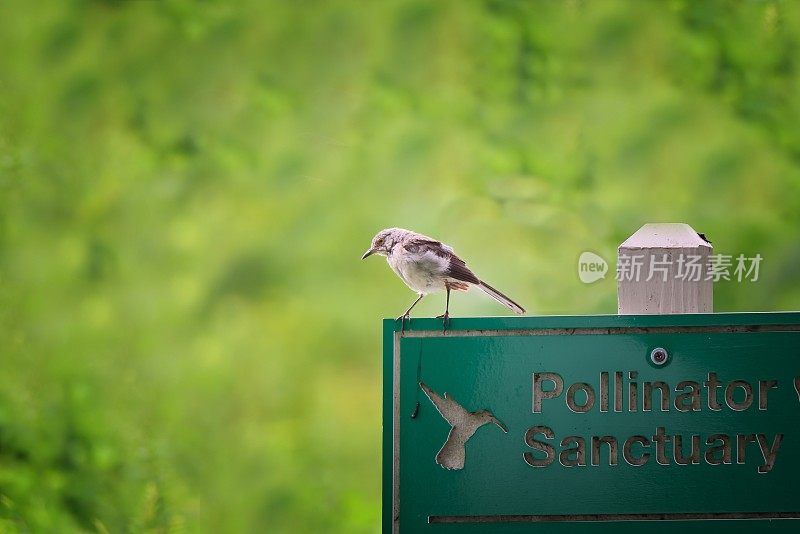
[396,312,411,334]
[436,311,450,332]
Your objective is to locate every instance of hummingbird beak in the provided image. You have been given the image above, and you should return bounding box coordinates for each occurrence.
[361,248,376,260]
[490,416,508,433]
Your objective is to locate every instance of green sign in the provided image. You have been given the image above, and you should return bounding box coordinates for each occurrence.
[383,313,800,533]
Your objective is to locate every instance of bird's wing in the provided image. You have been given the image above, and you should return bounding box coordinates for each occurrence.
[401,237,450,277]
[402,237,450,257]
[445,254,480,286]
[419,382,469,425]
[403,238,480,285]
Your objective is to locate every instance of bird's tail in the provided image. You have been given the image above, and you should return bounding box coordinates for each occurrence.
[477,281,525,314]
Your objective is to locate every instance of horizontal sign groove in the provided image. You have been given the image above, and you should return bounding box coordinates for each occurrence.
[429,512,800,523]
[401,324,800,338]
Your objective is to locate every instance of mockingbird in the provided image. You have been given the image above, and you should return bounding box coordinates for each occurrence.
[362,228,525,331]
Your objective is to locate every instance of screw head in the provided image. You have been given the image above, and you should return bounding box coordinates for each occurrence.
[650,347,669,366]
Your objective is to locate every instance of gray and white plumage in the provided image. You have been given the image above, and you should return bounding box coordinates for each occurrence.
[361,227,525,317]
[419,382,507,470]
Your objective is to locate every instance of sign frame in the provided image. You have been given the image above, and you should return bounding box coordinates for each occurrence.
[383,312,800,533]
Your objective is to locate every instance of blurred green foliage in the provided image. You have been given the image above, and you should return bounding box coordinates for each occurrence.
[1,0,800,531]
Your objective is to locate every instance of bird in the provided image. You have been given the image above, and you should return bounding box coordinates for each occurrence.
[419,382,507,470]
[361,228,525,331]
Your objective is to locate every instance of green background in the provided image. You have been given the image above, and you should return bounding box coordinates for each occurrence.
[1,1,800,532]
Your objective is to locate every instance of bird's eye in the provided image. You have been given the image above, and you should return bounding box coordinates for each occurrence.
[376,238,384,246]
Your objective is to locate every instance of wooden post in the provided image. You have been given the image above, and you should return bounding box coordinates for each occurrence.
[617,223,712,314]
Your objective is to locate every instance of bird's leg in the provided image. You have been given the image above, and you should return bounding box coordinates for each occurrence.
[436,285,451,332]
[397,293,424,333]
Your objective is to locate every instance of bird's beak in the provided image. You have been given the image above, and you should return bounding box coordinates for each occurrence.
[490,416,508,433]
[361,248,376,260]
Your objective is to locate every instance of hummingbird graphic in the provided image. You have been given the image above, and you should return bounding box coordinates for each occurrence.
[419,382,508,470]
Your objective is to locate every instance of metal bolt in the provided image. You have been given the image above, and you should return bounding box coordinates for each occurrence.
[650,347,668,366]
